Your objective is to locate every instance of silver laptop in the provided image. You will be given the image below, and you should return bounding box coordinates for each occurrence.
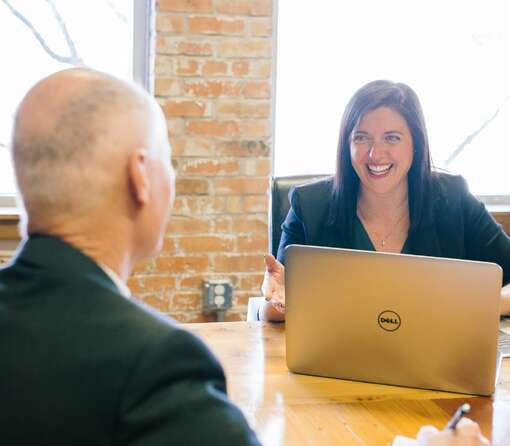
[285,245,503,396]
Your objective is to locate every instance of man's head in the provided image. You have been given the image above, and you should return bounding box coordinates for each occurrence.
[11,68,175,262]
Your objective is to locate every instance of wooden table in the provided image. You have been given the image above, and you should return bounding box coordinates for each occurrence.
[187,321,510,446]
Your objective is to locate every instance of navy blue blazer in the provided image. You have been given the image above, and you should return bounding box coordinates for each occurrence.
[278,173,510,285]
[0,235,260,446]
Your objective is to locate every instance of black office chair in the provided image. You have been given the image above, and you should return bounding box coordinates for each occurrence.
[269,174,331,257]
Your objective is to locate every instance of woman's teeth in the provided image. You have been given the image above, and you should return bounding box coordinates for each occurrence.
[368,164,392,175]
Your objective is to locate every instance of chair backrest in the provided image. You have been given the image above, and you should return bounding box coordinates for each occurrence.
[269,174,331,258]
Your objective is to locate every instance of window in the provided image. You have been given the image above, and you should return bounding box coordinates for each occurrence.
[274,0,510,203]
[0,0,153,200]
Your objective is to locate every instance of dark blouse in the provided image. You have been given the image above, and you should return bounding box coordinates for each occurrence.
[277,172,510,285]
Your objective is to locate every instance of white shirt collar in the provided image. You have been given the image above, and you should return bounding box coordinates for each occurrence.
[97,261,131,298]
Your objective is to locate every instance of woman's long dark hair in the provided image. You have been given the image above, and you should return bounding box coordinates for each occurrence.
[328,80,433,243]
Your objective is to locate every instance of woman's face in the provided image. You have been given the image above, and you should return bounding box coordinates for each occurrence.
[349,106,414,197]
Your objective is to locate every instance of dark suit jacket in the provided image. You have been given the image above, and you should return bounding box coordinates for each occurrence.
[0,235,260,445]
[278,172,510,284]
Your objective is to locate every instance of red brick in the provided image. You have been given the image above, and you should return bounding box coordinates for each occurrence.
[180,235,235,252]
[143,275,176,292]
[172,292,202,311]
[214,254,263,272]
[233,295,249,308]
[244,158,271,175]
[224,312,243,322]
[157,37,213,56]
[238,234,267,252]
[214,177,268,195]
[168,217,210,233]
[175,58,200,75]
[170,136,213,157]
[189,16,245,35]
[251,18,272,36]
[162,236,177,252]
[163,100,209,117]
[243,195,268,212]
[255,60,272,77]
[251,0,272,16]
[217,100,270,118]
[186,120,240,137]
[217,0,271,16]
[213,217,231,232]
[243,80,270,98]
[216,0,251,15]
[173,196,224,215]
[231,215,267,233]
[142,295,170,312]
[156,255,209,273]
[219,39,271,58]
[202,60,228,76]
[186,313,217,323]
[156,14,185,32]
[176,178,210,195]
[127,277,144,295]
[155,56,174,75]
[181,159,240,175]
[225,196,243,213]
[155,78,182,96]
[239,274,265,290]
[179,276,204,289]
[240,120,270,137]
[158,0,213,13]
[166,118,186,135]
[216,140,269,157]
[183,80,242,97]
[132,258,153,274]
[177,40,213,56]
[231,60,250,76]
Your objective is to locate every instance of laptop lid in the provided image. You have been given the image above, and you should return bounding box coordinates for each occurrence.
[285,245,502,396]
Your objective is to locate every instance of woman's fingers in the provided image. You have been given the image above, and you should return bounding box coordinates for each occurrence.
[264,253,280,272]
[262,253,286,313]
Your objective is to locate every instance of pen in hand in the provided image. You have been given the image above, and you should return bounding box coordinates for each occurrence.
[444,403,471,430]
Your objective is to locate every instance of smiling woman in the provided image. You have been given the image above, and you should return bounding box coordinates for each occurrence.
[260,80,510,322]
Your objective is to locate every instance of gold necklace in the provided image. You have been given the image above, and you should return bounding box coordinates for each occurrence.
[357,209,408,248]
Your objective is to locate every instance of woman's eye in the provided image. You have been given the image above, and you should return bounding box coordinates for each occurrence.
[385,134,401,143]
[353,134,369,143]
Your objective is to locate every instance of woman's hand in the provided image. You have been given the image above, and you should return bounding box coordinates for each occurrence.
[261,254,286,314]
[416,418,490,446]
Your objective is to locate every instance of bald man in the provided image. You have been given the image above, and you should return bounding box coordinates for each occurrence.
[0,69,260,445]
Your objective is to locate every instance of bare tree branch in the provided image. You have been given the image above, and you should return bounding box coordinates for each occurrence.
[105,0,127,24]
[1,0,83,65]
[445,96,510,166]
[45,0,83,64]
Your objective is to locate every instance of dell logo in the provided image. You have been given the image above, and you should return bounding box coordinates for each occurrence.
[378,310,401,332]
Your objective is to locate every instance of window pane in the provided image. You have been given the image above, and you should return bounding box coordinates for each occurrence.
[0,0,134,195]
[274,0,510,197]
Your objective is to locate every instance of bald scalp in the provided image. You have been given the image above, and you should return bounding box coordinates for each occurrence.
[12,68,156,225]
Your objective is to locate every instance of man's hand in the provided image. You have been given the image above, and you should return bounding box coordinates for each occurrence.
[416,418,490,446]
[261,254,286,313]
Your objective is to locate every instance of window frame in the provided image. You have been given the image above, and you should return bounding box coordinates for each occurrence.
[0,0,154,213]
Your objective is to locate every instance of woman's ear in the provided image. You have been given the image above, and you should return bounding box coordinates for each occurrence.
[128,148,150,206]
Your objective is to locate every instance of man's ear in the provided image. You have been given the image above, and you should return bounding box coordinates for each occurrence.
[128,148,150,206]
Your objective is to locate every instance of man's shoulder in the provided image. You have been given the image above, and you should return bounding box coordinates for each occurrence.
[102,292,212,359]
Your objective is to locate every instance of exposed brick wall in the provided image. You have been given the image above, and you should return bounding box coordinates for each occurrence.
[128,0,274,323]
